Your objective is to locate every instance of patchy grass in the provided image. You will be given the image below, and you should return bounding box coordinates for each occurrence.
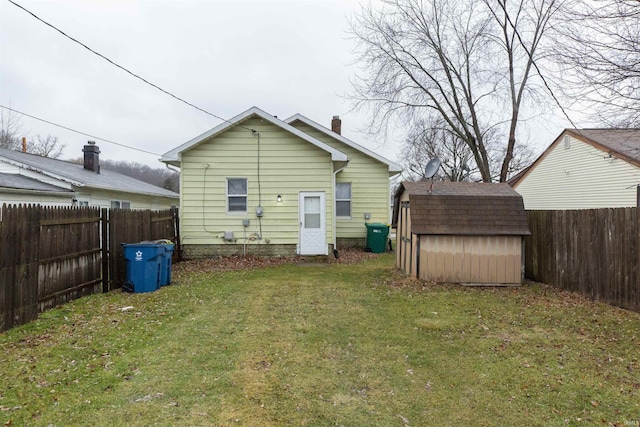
[1,254,639,426]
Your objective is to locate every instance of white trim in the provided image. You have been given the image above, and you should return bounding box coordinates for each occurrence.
[284,113,403,174]
[226,177,248,214]
[335,182,352,218]
[299,191,328,255]
[161,106,348,164]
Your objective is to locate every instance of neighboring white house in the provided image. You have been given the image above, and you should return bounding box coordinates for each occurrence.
[0,142,179,209]
[161,106,402,257]
[510,129,640,209]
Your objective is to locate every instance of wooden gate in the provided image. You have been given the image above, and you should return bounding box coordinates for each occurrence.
[37,207,103,313]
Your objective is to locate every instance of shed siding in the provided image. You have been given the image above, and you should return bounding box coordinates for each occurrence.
[418,235,522,284]
[396,191,411,274]
[180,118,333,249]
[289,122,390,239]
[514,135,640,209]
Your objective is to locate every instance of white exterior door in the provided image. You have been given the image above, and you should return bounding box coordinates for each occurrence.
[299,192,327,255]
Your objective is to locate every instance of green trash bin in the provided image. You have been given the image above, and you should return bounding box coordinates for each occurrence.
[365,222,390,253]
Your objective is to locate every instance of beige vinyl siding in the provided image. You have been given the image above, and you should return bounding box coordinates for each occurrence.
[180,118,334,246]
[289,122,390,239]
[80,189,176,210]
[418,235,522,284]
[514,135,640,209]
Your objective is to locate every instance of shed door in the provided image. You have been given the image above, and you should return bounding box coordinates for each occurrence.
[299,192,327,255]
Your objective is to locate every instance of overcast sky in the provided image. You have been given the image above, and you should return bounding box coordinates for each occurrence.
[1,0,566,170]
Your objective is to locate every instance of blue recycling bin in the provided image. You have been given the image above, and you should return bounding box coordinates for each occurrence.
[155,240,175,286]
[122,243,164,293]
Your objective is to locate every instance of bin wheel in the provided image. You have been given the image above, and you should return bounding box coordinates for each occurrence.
[122,281,134,293]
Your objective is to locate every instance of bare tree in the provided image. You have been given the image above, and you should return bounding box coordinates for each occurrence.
[400,118,476,181]
[0,108,25,150]
[401,117,536,182]
[27,134,66,158]
[554,0,640,126]
[350,0,561,182]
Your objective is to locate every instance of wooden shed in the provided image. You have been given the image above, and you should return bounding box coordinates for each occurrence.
[392,181,530,285]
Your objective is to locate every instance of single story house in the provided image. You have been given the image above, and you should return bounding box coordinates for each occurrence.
[392,181,530,285]
[0,142,179,209]
[510,129,640,209]
[161,106,402,257]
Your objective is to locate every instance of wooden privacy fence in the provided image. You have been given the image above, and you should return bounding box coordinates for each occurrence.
[525,208,639,312]
[0,204,180,332]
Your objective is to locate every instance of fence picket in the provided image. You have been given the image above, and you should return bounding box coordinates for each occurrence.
[525,208,639,312]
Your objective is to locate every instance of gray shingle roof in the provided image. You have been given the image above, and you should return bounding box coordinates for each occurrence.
[394,181,530,236]
[0,148,179,199]
[570,129,640,166]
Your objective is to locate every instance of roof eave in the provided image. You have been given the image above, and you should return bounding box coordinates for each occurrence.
[284,114,403,172]
[161,107,348,163]
[0,158,83,188]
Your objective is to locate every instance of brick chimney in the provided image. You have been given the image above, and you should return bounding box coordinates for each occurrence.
[82,141,100,173]
[331,115,341,135]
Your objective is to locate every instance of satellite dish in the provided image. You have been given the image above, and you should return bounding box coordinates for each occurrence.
[424,158,442,179]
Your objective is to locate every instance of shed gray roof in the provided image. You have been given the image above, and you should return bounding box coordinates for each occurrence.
[393,181,530,236]
[0,148,179,199]
[0,173,72,193]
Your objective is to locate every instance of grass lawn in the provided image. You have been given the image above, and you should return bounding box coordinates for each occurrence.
[1,254,639,426]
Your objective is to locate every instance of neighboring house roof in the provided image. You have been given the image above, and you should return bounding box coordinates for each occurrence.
[510,128,640,187]
[161,106,349,165]
[393,181,530,236]
[284,114,403,173]
[0,148,179,199]
[0,172,72,193]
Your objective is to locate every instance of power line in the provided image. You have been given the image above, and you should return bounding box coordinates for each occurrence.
[7,0,255,133]
[0,104,161,156]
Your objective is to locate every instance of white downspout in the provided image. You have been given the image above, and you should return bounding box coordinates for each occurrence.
[332,161,349,257]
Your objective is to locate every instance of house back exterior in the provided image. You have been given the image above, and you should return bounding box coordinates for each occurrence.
[161,107,401,257]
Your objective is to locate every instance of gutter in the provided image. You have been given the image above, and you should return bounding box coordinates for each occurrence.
[0,187,77,198]
[332,160,349,257]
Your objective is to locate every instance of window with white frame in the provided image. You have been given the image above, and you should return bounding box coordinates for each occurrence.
[111,200,131,209]
[227,178,248,213]
[336,182,351,217]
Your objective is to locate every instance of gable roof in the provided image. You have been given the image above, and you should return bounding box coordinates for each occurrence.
[284,114,403,174]
[393,181,530,236]
[510,128,640,187]
[160,106,348,166]
[0,148,179,199]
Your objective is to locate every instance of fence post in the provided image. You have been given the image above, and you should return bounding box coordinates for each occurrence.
[172,206,181,261]
[101,208,109,292]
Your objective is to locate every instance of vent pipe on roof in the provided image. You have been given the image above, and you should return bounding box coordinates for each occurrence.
[82,141,100,174]
[331,115,341,135]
